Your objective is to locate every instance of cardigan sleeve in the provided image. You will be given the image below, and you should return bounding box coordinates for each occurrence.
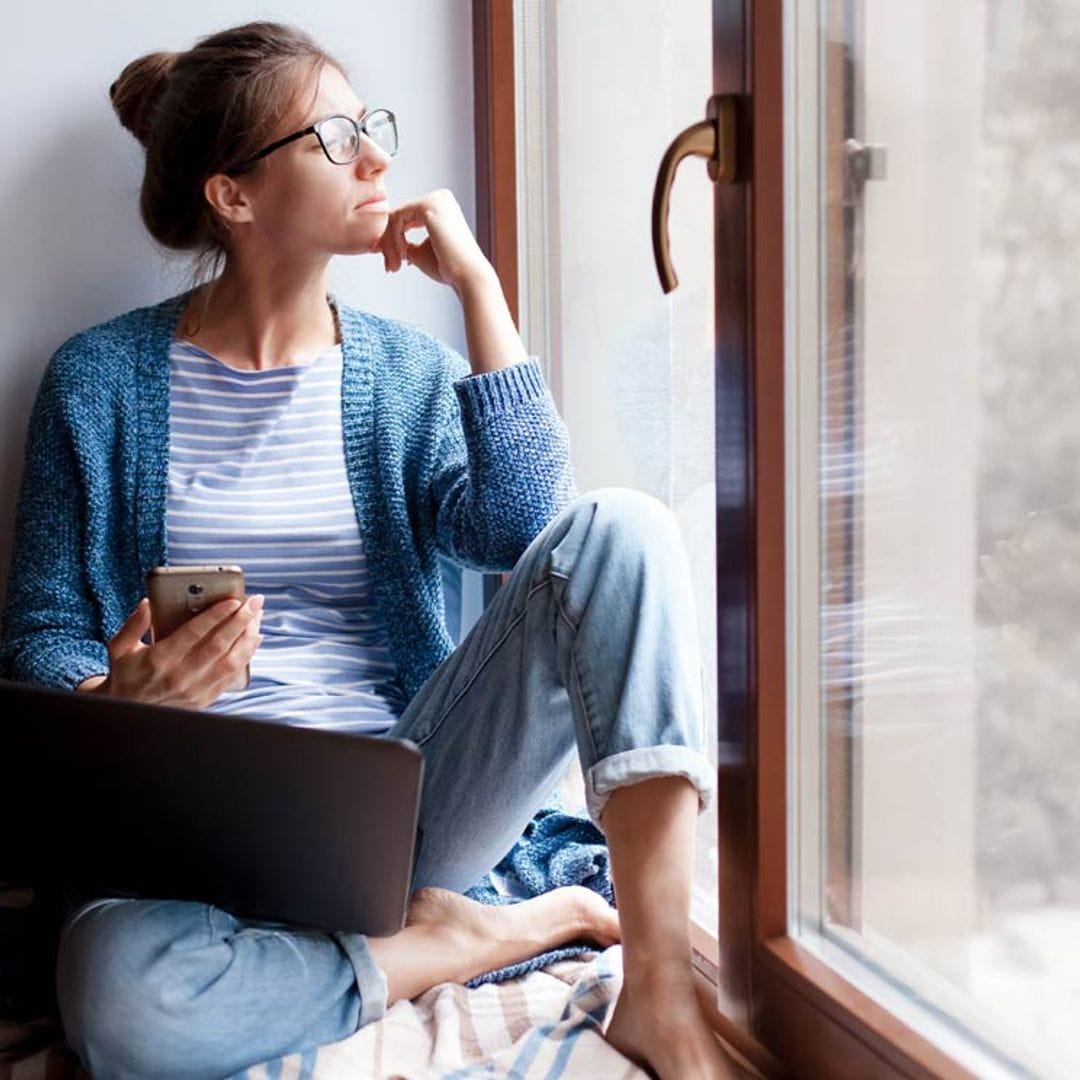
[0,351,110,689]
[429,343,579,573]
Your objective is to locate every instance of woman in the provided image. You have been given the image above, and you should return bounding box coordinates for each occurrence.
[1,21,735,1080]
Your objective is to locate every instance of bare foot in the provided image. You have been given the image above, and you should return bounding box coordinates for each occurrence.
[605,973,746,1079]
[369,885,620,1006]
[407,884,620,954]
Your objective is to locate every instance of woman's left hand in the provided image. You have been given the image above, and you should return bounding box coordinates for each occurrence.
[378,189,494,293]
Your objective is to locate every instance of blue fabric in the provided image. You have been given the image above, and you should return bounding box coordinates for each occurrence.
[463,805,613,988]
[2,287,616,990]
[0,287,577,702]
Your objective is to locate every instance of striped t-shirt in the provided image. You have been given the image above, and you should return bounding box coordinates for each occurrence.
[165,338,409,734]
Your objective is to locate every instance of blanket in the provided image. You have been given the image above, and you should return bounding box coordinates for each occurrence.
[244,946,643,1080]
[2,951,642,1080]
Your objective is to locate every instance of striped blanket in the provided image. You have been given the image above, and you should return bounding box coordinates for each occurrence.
[0,948,642,1080]
[244,946,644,1080]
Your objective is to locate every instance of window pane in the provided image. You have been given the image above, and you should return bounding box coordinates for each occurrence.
[790,1,1080,1074]
[513,0,718,933]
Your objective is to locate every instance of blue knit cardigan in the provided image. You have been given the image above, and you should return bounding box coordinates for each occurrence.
[0,287,578,698]
[1,288,615,985]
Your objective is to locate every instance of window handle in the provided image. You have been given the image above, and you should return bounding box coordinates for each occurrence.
[652,94,739,294]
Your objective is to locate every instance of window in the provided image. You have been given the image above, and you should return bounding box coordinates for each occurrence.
[787,1,1080,1074]
[510,0,720,949]
[478,0,1080,1074]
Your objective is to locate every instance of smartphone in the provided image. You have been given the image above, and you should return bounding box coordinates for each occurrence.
[145,565,250,691]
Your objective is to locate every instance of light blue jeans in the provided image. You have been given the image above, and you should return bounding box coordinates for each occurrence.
[55,487,716,1080]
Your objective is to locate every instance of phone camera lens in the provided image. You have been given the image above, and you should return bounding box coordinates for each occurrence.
[188,583,204,596]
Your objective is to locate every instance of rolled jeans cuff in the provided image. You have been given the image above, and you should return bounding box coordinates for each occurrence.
[332,931,389,1029]
[584,745,716,827]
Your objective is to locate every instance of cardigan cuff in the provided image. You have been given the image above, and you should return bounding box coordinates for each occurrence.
[452,357,548,422]
[17,640,110,692]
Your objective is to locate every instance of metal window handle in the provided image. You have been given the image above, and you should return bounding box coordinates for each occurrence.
[652,94,738,294]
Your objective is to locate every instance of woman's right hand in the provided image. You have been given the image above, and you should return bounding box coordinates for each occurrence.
[81,594,264,709]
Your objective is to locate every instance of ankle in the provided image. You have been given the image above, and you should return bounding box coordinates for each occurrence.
[621,950,697,996]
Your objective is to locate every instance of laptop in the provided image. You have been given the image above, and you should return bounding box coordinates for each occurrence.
[0,679,424,937]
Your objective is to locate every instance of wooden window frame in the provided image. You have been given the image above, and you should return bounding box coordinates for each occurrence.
[471,0,518,328]
[473,1,981,1076]
[472,0,517,609]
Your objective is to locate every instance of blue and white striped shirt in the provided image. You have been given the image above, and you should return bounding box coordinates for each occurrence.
[165,339,409,734]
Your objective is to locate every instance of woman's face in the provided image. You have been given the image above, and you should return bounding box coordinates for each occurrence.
[226,64,393,260]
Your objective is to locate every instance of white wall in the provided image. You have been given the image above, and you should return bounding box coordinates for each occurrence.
[1,1,484,633]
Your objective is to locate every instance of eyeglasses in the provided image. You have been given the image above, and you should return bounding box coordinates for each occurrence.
[228,108,398,172]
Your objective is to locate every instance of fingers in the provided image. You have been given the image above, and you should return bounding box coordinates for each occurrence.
[379,226,401,273]
[220,611,265,683]
[153,596,243,663]
[105,594,266,710]
[380,190,491,290]
[389,194,443,229]
[404,237,438,279]
[381,208,425,274]
[206,603,264,698]
[186,594,264,678]
[380,193,452,277]
[108,598,152,660]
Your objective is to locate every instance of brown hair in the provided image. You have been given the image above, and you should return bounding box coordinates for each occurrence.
[109,21,347,292]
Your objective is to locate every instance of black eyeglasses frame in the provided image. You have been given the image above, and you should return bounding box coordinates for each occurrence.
[227,108,398,173]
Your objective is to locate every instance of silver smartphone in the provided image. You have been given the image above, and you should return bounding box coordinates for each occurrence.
[145,565,250,691]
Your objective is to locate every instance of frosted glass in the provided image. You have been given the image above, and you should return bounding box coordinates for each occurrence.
[514,0,717,932]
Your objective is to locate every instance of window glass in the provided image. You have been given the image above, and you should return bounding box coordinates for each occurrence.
[790,2,1080,1074]
[514,0,717,933]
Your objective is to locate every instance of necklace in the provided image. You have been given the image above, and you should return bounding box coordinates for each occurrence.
[178,290,339,344]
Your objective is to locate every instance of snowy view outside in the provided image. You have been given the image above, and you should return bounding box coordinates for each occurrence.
[975,0,1080,919]
[971,2,1080,1069]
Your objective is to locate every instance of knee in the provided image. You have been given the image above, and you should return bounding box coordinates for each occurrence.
[570,486,683,559]
[57,899,210,1078]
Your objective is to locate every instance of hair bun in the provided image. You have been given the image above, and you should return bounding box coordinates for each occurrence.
[109,51,179,148]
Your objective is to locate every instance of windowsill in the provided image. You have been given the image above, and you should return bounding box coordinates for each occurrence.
[690,933,787,1079]
[691,917,720,980]
[756,936,983,1079]
[791,922,1048,1078]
